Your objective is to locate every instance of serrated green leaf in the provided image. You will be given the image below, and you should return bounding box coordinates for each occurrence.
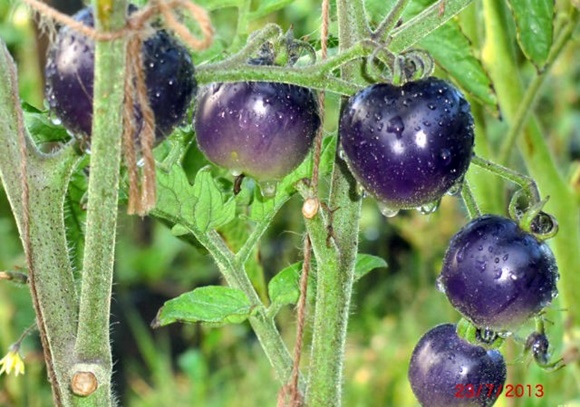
[192,168,236,232]
[507,0,553,68]
[154,286,254,327]
[420,22,497,110]
[154,165,235,233]
[23,103,72,145]
[268,262,302,307]
[249,0,294,20]
[354,253,387,281]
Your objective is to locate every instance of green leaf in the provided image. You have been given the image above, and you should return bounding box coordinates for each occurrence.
[354,254,387,281]
[249,0,294,20]
[23,103,72,145]
[419,22,498,110]
[154,286,254,327]
[507,0,553,69]
[196,0,239,10]
[154,165,235,233]
[63,165,88,274]
[268,262,302,307]
[191,167,236,232]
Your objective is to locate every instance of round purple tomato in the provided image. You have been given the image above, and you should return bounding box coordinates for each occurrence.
[45,6,196,140]
[339,77,474,211]
[438,215,558,331]
[409,324,506,407]
[194,82,320,183]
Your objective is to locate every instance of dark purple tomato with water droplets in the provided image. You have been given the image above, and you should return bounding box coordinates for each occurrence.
[409,324,506,407]
[194,82,320,182]
[438,215,559,331]
[45,6,196,140]
[339,77,474,211]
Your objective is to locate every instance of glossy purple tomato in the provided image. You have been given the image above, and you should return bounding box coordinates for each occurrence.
[194,82,320,182]
[339,77,474,211]
[438,215,558,331]
[409,324,506,407]
[45,6,196,140]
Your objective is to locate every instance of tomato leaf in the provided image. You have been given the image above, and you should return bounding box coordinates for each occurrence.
[354,253,388,281]
[268,262,302,307]
[507,0,553,69]
[249,0,294,20]
[154,165,235,233]
[153,286,254,327]
[419,22,498,111]
[191,167,236,232]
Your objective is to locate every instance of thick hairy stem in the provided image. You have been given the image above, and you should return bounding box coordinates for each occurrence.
[305,1,366,406]
[0,41,80,406]
[72,1,127,405]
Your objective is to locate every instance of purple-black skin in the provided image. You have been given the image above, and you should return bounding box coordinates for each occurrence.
[439,215,558,331]
[194,82,320,181]
[339,77,474,210]
[45,6,196,140]
[409,324,506,407]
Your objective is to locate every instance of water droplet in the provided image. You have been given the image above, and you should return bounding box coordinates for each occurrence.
[51,116,62,126]
[427,103,436,110]
[230,169,242,177]
[494,257,500,264]
[440,148,452,165]
[377,202,399,218]
[338,147,347,160]
[436,276,446,293]
[417,200,440,215]
[259,180,277,198]
[445,178,464,196]
[502,254,509,261]
[510,274,518,281]
[387,116,405,137]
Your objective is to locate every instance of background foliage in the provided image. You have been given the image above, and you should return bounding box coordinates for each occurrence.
[0,0,579,406]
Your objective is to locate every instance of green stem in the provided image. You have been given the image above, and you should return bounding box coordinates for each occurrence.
[460,179,481,219]
[72,1,127,405]
[471,155,541,204]
[0,41,81,406]
[497,13,578,165]
[305,1,366,405]
[372,0,412,41]
[201,229,302,388]
[196,63,361,95]
[235,196,290,265]
[388,0,475,52]
[482,0,580,387]
[150,201,300,389]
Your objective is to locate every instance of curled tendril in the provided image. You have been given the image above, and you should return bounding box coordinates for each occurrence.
[363,42,398,83]
[363,41,436,85]
[509,191,558,240]
[400,49,435,81]
[248,27,318,68]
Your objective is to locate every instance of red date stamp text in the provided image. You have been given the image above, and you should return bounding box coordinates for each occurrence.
[455,383,544,399]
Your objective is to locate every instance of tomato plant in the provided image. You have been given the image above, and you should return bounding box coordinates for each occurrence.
[0,0,578,406]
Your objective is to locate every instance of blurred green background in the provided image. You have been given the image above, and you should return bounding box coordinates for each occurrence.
[1,0,579,406]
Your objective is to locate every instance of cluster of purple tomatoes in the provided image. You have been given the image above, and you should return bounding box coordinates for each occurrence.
[46,6,560,407]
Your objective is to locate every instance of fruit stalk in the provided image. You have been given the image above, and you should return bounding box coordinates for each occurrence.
[72,1,128,405]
